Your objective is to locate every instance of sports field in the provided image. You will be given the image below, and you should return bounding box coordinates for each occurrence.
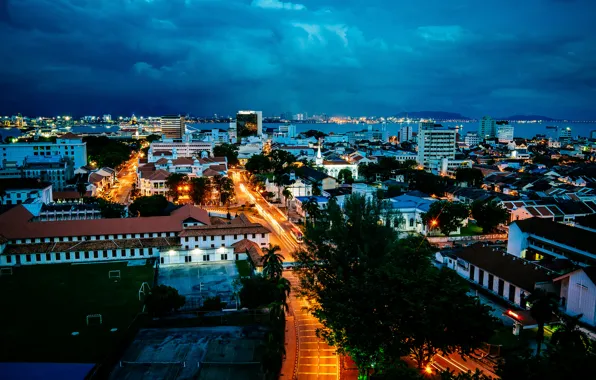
[0,260,155,363]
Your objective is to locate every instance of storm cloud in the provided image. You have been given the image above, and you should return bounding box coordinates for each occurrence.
[0,0,595,118]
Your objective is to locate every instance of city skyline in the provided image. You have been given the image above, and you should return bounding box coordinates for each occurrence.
[2,1,596,118]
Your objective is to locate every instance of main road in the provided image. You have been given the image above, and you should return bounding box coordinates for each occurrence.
[106,152,140,204]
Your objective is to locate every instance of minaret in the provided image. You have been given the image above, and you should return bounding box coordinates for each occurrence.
[315,139,323,166]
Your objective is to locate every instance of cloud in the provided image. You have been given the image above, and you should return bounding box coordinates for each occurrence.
[252,0,306,11]
[1,0,596,119]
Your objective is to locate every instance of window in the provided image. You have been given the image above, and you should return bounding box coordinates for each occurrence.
[36,254,41,262]
[75,252,80,260]
[252,234,256,238]
[203,255,210,261]
[488,274,495,291]
[203,236,207,241]
[221,254,228,260]
[103,251,108,258]
[211,244,215,248]
[234,234,237,239]
[94,251,98,259]
[409,218,414,227]
[131,250,135,257]
[469,265,475,281]
[85,252,89,259]
[261,233,265,238]
[244,234,247,239]
[221,244,225,247]
[6,255,12,264]
[508,285,516,303]
[478,269,485,286]
[498,279,505,297]
[112,251,117,258]
[210,236,214,241]
[185,255,192,263]
[65,252,71,260]
[160,257,164,264]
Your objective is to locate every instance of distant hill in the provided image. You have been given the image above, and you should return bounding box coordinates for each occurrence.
[395,111,471,120]
[498,114,560,121]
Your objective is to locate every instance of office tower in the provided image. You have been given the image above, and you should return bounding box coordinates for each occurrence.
[161,115,185,139]
[559,127,572,143]
[400,125,413,142]
[417,127,457,165]
[228,122,237,142]
[497,124,514,143]
[236,111,263,141]
[418,120,436,131]
[478,116,496,140]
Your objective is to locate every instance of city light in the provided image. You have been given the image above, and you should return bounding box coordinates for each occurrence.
[424,365,433,374]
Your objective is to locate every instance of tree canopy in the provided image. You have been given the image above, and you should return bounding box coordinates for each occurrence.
[455,168,484,188]
[83,136,136,169]
[144,285,186,316]
[129,195,169,217]
[294,194,496,375]
[471,200,509,233]
[165,173,189,202]
[213,143,239,166]
[245,154,272,174]
[337,168,354,184]
[422,201,470,236]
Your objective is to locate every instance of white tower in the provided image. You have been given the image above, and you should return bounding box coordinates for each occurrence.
[315,140,323,166]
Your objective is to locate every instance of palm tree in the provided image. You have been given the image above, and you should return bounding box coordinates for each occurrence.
[551,313,591,352]
[76,182,87,198]
[302,197,320,224]
[527,288,560,356]
[276,277,291,312]
[262,244,284,280]
[282,188,293,213]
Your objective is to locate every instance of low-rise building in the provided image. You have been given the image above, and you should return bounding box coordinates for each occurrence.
[387,193,436,234]
[554,267,596,327]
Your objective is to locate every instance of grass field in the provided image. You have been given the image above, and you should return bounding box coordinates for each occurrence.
[0,260,155,363]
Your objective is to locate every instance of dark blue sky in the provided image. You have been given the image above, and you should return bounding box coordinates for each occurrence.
[1,0,595,119]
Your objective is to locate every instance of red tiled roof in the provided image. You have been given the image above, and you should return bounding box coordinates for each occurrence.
[145,169,171,181]
[153,150,173,156]
[199,157,227,164]
[138,163,156,172]
[0,204,211,240]
[52,191,85,200]
[202,168,221,177]
[208,164,227,172]
[88,173,104,184]
[178,224,270,237]
[232,239,263,266]
[155,158,169,165]
[173,157,194,165]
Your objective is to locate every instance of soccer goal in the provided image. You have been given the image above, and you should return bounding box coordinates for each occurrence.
[138,282,151,301]
[0,268,13,276]
[109,270,121,279]
[86,314,103,326]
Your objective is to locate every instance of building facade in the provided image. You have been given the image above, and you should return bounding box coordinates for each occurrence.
[0,133,87,170]
[416,127,457,166]
[497,124,515,143]
[237,111,263,140]
[478,116,497,139]
[160,115,186,139]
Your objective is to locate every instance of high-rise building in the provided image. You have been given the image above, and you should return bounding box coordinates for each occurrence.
[497,124,514,143]
[559,126,572,143]
[417,127,457,166]
[228,122,237,142]
[161,115,186,139]
[478,116,496,140]
[400,125,413,142]
[236,111,263,141]
[0,133,87,170]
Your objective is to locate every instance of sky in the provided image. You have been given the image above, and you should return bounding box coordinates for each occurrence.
[1,0,595,119]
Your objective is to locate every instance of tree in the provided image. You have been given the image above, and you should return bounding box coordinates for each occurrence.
[189,177,212,205]
[213,143,239,166]
[422,201,470,236]
[76,182,87,197]
[201,296,225,311]
[440,369,494,380]
[268,150,296,173]
[526,288,560,356]
[144,285,186,316]
[262,244,284,280]
[471,200,509,233]
[245,154,272,174]
[302,197,320,223]
[239,275,280,309]
[455,168,484,188]
[93,198,125,218]
[165,173,188,202]
[293,194,496,376]
[276,277,291,312]
[129,195,168,217]
[282,188,293,211]
[145,134,161,143]
[302,129,327,139]
[550,313,591,352]
[337,168,354,184]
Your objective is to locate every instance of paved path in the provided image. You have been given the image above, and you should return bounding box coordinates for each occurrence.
[283,272,339,380]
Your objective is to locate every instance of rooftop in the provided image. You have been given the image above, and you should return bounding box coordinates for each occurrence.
[513,217,596,254]
[0,178,52,190]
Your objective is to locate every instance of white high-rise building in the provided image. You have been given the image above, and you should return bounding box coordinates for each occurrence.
[400,125,413,142]
[559,127,572,143]
[0,133,87,170]
[161,115,186,139]
[102,114,112,122]
[417,127,457,166]
[497,124,514,143]
[478,116,496,140]
[464,132,480,147]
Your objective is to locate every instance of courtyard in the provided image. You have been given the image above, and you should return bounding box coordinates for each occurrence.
[158,262,240,310]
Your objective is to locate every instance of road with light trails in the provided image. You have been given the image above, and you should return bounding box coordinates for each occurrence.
[285,271,339,380]
[104,152,140,204]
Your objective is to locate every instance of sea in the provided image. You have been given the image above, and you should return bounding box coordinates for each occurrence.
[2,121,596,141]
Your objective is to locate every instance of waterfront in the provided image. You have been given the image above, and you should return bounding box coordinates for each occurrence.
[2,121,595,140]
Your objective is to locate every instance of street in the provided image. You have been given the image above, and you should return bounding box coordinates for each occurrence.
[106,153,139,204]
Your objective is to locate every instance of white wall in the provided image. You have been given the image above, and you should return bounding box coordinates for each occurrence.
[507,223,527,257]
[563,271,596,326]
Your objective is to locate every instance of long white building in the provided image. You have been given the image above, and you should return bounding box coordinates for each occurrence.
[0,205,270,267]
